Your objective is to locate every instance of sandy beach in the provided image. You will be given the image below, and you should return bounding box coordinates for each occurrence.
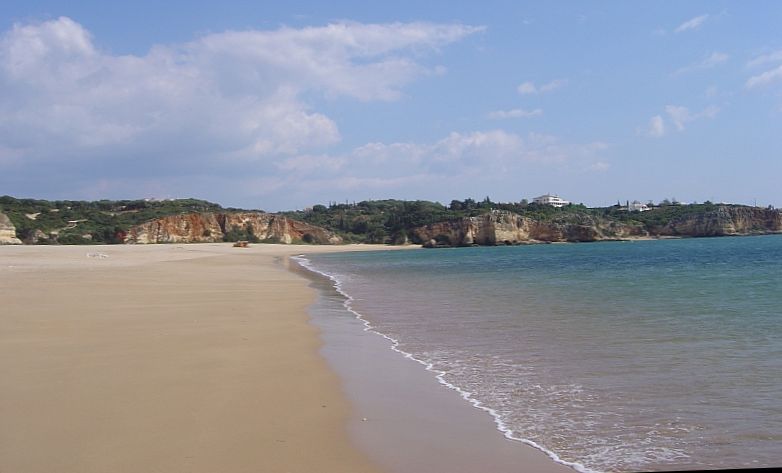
[1,243,573,473]
[0,243,387,473]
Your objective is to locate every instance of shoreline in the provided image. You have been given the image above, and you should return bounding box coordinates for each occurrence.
[0,243,396,473]
[2,242,576,473]
[294,251,577,473]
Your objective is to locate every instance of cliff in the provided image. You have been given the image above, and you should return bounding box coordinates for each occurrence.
[3,196,780,247]
[412,210,647,247]
[125,212,342,244]
[651,205,782,237]
[0,212,22,245]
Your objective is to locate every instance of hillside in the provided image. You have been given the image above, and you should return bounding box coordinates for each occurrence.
[0,196,226,244]
[1,196,780,246]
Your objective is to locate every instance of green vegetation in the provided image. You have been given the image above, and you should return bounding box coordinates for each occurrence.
[600,201,721,231]
[282,200,454,243]
[0,196,225,244]
[223,224,261,243]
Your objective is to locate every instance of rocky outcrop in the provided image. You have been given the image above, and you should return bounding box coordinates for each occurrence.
[652,205,782,237]
[0,212,22,244]
[219,212,342,244]
[126,213,223,244]
[24,229,49,245]
[528,214,648,242]
[412,210,647,247]
[126,212,342,244]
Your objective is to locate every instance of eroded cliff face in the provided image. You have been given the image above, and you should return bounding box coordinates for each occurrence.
[126,213,223,244]
[0,212,22,245]
[412,210,647,246]
[414,206,782,247]
[220,212,342,244]
[126,212,342,244]
[652,206,782,237]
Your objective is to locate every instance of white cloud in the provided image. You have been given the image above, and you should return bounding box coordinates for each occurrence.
[517,79,567,95]
[641,106,718,137]
[747,49,782,68]
[674,51,729,75]
[746,64,782,89]
[487,108,543,119]
[675,14,709,33]
[0,17,617,209]
[665,105,719,131]
[0,17,482,165]
[648,115,665,137]
[667,106,690,131]
[517,81,537,94]
[539,79,567,92]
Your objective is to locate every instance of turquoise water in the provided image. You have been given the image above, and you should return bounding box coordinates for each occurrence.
[301,235,782,472]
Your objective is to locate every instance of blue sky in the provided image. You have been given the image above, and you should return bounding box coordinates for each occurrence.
[1,1,780,210]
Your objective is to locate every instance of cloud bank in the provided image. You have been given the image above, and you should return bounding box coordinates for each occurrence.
[0,17,482,165]
[0,17,608,208]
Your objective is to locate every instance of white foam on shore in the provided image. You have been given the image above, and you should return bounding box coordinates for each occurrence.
[292,254,594,473]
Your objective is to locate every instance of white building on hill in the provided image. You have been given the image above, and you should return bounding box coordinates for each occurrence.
[627,200,650,212]
[533,194,570,208]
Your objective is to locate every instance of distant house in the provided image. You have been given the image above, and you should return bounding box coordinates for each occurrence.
[627,200,650,212]
[533,194,570,208]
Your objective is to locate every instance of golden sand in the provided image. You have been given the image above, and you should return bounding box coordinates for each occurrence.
[0,243,385,473]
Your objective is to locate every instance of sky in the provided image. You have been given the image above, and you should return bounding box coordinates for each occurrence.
[1,1,780,211]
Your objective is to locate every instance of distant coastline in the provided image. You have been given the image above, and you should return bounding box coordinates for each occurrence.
[1,195,780,247]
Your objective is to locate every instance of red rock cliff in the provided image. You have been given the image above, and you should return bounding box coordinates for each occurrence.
[126,212,342,244]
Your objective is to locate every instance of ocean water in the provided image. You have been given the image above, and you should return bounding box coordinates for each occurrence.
[297,235,782,472]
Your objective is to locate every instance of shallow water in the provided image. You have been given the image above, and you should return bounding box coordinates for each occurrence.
[300,235,782,472]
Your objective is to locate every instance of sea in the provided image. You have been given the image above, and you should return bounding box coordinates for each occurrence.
[295,235,782,473]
